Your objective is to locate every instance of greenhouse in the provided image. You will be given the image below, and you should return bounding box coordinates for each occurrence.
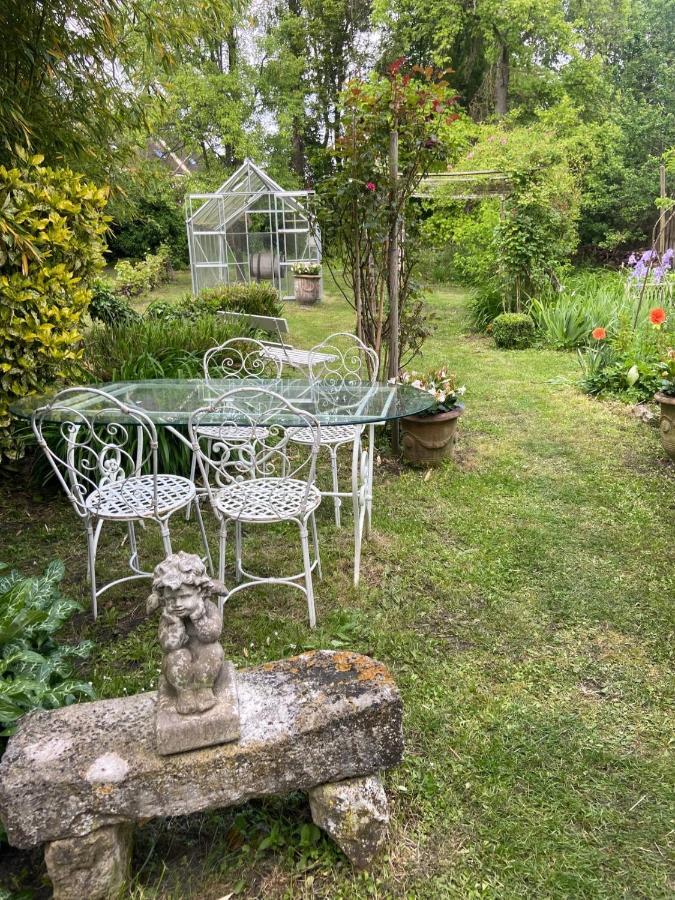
[185,159,321,299]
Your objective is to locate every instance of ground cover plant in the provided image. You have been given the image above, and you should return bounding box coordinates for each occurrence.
[0,561,93,744]
[0,284,672,898]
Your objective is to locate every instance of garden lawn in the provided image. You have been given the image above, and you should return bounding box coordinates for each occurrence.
[0,285,673,898]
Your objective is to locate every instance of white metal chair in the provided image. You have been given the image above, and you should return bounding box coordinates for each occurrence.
[189,386,323,627]
[287,333,379,587]
[185,338,283,519]
[32,387,212,619]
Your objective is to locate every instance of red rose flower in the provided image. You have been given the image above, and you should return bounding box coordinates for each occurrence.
[592,327,607,340]
[365,182,376,192]
[649,307,666,325]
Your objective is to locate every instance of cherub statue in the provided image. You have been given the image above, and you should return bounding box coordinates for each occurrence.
[147,552,226,715]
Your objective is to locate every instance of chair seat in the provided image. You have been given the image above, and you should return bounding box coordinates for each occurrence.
[195,424,269,442]
[214,478,321,522]
[288,424,359,446]
[85,475,195,519]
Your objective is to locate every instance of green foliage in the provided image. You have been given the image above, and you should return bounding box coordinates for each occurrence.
[0,0,236,184]
[578,311,675,401]
[0,560,94,740]
[424,109,582,327]
[147,282,283,322]
[492,312,536,349]
[84,317,243,383]
[107,163,189,266]
[113,245,172,298]
[531,269,654,350]
[89,279,140,327]
[319,62,459,370]
[0,154,108,460]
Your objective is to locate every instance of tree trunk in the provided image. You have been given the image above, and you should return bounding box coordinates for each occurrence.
[494,34,509,118]
[291,120,307,185]
[388,128,400,452]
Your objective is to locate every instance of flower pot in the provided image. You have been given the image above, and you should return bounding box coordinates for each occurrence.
[293,274,322,305]
[400,405,464,467]
[655,392,675,461]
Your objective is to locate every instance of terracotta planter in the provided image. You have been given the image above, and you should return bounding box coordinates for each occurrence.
[400,405,464,467]
[655,392,675,461]
[293,274,322,304]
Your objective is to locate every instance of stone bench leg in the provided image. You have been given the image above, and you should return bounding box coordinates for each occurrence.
[308,774,389,869]
[44,824,133,900]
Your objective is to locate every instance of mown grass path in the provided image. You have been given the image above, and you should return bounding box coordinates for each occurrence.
[0,285,673,898]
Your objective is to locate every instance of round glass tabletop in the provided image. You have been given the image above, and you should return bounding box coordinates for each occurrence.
[11,378,436,426]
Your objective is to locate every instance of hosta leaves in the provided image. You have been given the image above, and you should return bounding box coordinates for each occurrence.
[0,561,94,738]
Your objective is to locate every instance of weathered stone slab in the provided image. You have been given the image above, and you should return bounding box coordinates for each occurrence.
[156,660,240,756]
[0,651,403,849]
[44,824,132,900]
[309,775,389,868]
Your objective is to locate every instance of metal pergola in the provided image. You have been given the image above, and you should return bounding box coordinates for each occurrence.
[185,160,321,300]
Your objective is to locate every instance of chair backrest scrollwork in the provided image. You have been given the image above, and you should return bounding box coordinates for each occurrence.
[203,338,282,383]
[308,332,378,387]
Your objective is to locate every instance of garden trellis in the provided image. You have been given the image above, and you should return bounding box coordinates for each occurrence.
[185,160,321,299]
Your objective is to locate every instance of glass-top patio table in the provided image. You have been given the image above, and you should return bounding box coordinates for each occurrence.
[11,378,435,426]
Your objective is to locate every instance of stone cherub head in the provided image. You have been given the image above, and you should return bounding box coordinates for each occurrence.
[147,552,227,715]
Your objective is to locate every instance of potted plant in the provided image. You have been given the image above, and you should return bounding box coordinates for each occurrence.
[291,263,322,304]
[394,368,466,467]
[655,347,675,461]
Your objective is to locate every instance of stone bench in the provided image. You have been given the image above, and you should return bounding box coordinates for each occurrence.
[0,650,403,899]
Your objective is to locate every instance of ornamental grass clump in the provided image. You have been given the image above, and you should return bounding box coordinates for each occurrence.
[394,367,465,415]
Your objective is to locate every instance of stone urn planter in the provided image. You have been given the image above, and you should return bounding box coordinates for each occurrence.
[401,404,464,467]
[293,273,322,305]
[655,392,675,461]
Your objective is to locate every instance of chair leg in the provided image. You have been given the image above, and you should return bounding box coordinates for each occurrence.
[85,522,98,620]
[218,520,228,587]
[234,521,243,583]
[192,497,213,575]
[353,499,365,588]
[185,451,197,521]
[299,523,317,628]
[127,521,140,573]
[366,424,375,538]
[329,446,341,527]
[310,512,322,580]
[159,522,172,558]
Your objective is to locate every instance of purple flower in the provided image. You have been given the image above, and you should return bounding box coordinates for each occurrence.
[627,253,637,266]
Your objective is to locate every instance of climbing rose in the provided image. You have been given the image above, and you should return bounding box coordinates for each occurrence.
[365,182,376,192]
[592,327,607,340]
[649,307,666,326]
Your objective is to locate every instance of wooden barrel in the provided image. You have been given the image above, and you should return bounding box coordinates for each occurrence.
[249,251,277,281]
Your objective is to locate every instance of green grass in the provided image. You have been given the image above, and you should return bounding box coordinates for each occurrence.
[1,282,673,898]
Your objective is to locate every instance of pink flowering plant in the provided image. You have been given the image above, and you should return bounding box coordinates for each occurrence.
[392,367,465,414]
